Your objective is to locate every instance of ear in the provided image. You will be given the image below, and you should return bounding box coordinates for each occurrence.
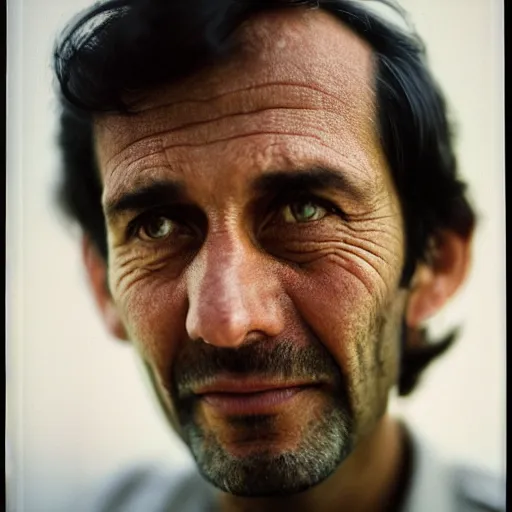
[81,235,129,341]
[406,229,472,328]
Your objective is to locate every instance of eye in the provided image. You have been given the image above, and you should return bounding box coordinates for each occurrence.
[281,200,328,223]
[137,215,175,241]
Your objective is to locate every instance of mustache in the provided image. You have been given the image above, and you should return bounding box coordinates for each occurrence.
[171,338,344,400]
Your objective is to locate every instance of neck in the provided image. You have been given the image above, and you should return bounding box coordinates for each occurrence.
[218,415,405,512]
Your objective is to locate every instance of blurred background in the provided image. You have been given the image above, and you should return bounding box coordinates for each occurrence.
[6,0,505,510]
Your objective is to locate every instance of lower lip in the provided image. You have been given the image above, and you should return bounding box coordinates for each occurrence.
[200,387,308,416]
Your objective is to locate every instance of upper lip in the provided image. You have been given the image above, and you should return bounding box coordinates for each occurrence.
[193,376,321,395]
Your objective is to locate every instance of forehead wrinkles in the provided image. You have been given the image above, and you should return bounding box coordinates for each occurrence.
[98,82,376,180]
[95,8,378,175]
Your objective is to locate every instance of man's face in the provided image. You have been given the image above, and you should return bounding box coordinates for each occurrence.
[95,9,406,496]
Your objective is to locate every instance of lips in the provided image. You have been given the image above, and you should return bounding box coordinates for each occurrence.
[194,378,320,416]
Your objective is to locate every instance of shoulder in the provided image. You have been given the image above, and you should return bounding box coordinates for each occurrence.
[403,423,505,512]
[81,461,218,512]
[450,463,506,512]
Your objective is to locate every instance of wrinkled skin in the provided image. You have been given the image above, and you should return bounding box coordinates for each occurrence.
[94,8,408,502]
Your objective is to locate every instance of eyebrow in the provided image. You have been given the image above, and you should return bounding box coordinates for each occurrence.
[253,167,368,200]
[104,181,185,220]
[104,166,368,220]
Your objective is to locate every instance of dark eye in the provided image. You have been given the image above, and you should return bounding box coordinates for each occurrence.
[137,215,175,241]
[281,200,328,223]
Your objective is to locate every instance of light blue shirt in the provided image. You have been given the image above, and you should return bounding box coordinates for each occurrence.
[81,426,505,512]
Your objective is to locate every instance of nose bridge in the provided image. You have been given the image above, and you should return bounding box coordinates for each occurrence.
[185,226,283,347]
[199,230,250,309]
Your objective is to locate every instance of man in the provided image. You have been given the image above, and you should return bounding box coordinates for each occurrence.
[52,0,503,510]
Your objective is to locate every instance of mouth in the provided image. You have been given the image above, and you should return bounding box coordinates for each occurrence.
[194,378,322,416]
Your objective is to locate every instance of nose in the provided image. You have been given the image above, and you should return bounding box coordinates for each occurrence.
[185,232,285,348]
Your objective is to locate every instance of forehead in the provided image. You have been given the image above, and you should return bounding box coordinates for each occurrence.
[95,8,381,189]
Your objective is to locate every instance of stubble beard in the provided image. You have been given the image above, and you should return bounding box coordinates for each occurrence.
[171,340,354,497]
[184,397,353,496]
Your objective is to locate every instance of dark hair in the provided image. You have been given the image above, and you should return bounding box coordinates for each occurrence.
[53,0,475,396]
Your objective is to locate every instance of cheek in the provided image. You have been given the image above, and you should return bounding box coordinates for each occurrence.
[109,262,188,369]
[110,268,190,435]
[274,222,404,329]
[286,260,375,368]
[283,242,404,431]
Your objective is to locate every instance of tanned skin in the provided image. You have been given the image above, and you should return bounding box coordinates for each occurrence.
[83,8,471,512]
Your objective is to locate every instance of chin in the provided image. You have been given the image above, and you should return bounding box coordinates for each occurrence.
[184,405,354,496]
